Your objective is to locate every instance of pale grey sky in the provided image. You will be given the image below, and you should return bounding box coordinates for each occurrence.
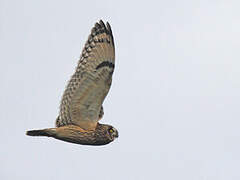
[1,0,240,179]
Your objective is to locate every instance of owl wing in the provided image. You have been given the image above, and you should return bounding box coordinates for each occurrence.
[56,20,115,130]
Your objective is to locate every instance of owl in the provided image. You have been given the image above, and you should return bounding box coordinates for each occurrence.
[26,20,118,146]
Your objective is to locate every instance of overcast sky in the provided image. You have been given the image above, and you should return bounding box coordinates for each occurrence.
[1,0,240,179]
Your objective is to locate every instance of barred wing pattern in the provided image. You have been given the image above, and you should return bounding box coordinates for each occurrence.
[56,20,115,130]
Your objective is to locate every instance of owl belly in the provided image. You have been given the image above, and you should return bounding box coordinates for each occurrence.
[54,125,112,145]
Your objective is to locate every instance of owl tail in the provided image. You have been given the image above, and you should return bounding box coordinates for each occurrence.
[26,128,56,137]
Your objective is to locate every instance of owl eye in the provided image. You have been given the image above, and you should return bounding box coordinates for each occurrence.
[109,129,114,133]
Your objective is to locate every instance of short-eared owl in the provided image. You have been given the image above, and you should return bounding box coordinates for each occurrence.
[26,20,118,146]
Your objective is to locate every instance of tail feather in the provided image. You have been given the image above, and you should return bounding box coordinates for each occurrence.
[26,128,56,137]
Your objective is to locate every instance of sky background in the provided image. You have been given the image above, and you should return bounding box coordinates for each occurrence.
[1,0,240,179]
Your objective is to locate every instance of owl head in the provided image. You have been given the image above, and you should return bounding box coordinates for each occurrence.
[94,123,119,145]
[107,126,119,141]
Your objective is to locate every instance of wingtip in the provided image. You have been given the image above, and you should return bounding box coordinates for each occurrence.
[95,22,101,29]
[106,22,113,35]
[99,19,104,25]
[91,20,114,46]
[99,20,107,31]
[106,22,114,46]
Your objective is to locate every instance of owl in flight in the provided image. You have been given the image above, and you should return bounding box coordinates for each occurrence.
[26,20,118,146]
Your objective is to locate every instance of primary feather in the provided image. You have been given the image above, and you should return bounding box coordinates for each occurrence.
[56,20,115,130]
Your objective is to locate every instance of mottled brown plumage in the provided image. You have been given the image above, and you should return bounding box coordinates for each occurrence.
[26,20,118,146]
[27,123,118,145]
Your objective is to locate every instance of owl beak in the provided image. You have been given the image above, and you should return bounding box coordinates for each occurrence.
[114,129,119,138]
[115,131,119,138]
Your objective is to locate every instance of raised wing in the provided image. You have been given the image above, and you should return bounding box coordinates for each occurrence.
[56,20,115,130]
